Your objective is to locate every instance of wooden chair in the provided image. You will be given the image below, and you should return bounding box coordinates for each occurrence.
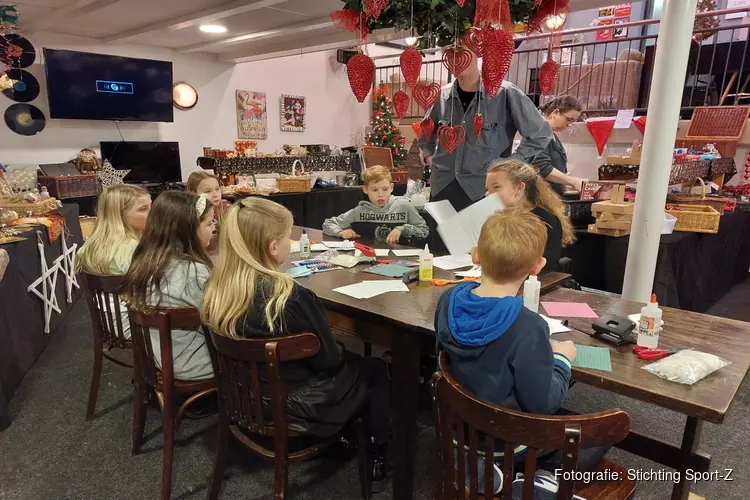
[80,272,133,420]
[430,352,636,500]
[202,327,371,500]
[129,307,217,500]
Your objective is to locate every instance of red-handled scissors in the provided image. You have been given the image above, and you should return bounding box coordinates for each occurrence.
[632,345,678,360]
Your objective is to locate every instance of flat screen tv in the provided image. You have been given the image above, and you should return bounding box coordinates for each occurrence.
[44,48,174,122]
[100,141,181,184]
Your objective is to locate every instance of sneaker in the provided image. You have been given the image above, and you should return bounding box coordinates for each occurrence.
[371,456,390,494]
[511,471,587,500]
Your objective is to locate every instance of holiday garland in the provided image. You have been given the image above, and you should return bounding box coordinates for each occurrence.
[366,86,409,169]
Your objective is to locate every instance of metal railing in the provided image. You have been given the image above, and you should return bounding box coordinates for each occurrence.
[373,6,750,119]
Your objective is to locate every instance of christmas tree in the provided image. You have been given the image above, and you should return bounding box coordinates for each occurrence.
[365,85,408,170]
[693,0,719,42]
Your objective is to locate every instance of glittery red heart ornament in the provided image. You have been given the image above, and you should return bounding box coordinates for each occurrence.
[413,82,441,110]
[346,54,375,103]
[442,48,473,77]
[438,124,466,153]
[482,26,514,97]
[365,0,389,18]
[393,91,410,119]
[461,27,484,57]
[400,47,422,88]
[473,113,484,139]
[539,60,560,95]
[420,117,435,139]
[475,0,511,30]
[456,0,466,6]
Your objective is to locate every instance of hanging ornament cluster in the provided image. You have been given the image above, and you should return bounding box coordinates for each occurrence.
[539,59,560,95]
[346,53,375,103]
[528,0,570,33]
[482,25,514,97]
[365,0,390,19]
[475,0,512,30]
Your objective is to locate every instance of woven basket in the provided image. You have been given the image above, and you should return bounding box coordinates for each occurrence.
[0,197,59,215]
[277,176,312,193]
[79,216,97,240]
[666,178,730,215]
[38,174,101,199]
[665,204,720,234]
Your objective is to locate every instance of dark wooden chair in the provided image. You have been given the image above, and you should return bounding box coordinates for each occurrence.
[129,307,217,500]
[202,327,371,500]
[80,272,133,420]
[430,352,636,500]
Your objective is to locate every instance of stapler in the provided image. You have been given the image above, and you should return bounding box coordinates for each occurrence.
[402,268,419,284]
[592,314,636,346]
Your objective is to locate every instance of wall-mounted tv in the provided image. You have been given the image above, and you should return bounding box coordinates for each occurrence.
[100,141,181,184]
[44,48,174,122]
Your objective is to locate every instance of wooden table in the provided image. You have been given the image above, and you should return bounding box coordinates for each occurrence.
[542,288,750,500]
[289,228,569,500]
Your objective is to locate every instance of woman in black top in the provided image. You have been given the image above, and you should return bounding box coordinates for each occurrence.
[201,197,391,492]
[531,95,586,194]
[485,159,575,272]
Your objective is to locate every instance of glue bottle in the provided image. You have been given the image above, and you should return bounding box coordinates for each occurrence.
[299,229,310,258]
[637,294,662,348]
[523,275,541,313]
[419,244,433,282]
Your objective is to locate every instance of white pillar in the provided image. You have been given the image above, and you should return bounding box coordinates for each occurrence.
[622,0,698,303]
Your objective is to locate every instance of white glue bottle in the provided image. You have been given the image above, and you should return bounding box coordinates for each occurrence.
[419,244,433,282]
[523,275,541,313]
[299,229,310,258]
[637,294,662,348]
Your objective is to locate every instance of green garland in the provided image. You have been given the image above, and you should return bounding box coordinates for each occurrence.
[340,0,537,47]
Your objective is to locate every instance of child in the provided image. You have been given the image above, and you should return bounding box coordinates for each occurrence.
[187,171,229,238]
[436,211,607,494]
[77,184,152,339]
[323,165,429,244]
[485,159,575,272]
[124,191,215,381]
[201,197,391,492]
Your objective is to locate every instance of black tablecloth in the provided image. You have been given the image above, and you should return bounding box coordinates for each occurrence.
[564,211,750,313]
[0,204,83,431]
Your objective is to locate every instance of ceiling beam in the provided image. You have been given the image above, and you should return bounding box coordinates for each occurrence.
[178,17,334,54]
[26,0,122,31]
[102,0,289,44]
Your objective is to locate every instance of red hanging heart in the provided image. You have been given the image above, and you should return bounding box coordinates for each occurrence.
[482,26,514,97]
[421,117,435,139]
[365,0,389,18]
[400,47,422,88]
[442,48,473,77]
[473,113,484,139]
[346,54,375,103]
[411,122,422,137]
[413,82,441,110]
[456,0,466,6]
[438,124,466,153]
[586,118,616,156]
[393,91,410,119]
[461,27,484,57]
[539,60,560,95]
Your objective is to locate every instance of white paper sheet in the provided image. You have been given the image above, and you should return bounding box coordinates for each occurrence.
[614,109,635,129]
[391,249,424,257]
[455,266,481,278]
[436,195,504,256]
[333,280,409,299]
[540,314,571,335]
[424,200,458,225]
[290,241,300,253]
[323,240,355,250]
[433,254,474,270]
[310,243,329,252]
[374,249,391,257]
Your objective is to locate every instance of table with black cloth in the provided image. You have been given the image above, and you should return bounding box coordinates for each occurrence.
[564,211,750,313]
[0,204,84,431]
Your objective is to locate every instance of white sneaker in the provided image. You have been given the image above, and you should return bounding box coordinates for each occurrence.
[511,471,587,500]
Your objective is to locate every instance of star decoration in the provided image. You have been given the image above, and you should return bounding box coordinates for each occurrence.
[96,160,130,189]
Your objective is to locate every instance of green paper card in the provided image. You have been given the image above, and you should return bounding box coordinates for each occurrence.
[363,264,413,278]
[572,345,612,372]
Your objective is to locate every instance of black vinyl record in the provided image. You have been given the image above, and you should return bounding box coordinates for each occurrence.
[0,34,36,68]
[1,69,40,102]
[4,103,46,136]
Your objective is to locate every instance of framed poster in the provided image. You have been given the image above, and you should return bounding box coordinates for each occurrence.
[614,3,631,17]
[236,90,267,140]
[596,18,613,41]
[598,6,615,17]
[613,16,630,39]
[280,94,306,132]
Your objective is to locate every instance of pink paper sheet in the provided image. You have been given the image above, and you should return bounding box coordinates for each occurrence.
[541,301,599,318]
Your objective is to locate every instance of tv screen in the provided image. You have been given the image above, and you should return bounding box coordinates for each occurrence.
[100,141,181,184]
[44,48,174,122]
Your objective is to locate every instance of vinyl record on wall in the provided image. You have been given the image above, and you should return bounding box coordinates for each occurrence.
[4,103,46,136]
[1,69,40,102]
[0,35,36,68]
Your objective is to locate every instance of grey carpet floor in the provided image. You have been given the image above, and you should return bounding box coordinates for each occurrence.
[2,279,750,500]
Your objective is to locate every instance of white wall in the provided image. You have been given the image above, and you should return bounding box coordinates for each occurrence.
[0,33,371,180]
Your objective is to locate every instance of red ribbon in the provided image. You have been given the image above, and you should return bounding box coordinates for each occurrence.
[586,119,616,156]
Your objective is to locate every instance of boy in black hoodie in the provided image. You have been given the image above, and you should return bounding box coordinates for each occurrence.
[435,211,606,495]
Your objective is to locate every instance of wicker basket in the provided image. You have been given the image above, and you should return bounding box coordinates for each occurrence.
[564,200,595,228]
[79,216,97,240]
[665,204,720,234]
[277,176,312,193]
[38,174,101,199]
[0,197,59,215]
[666,178,730,214]
[685,106,750,139]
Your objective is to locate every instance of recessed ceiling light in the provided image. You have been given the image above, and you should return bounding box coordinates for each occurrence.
[200,24,227,34]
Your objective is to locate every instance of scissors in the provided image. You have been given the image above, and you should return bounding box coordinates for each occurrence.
[430,277,481,286]
[632,345,678,360]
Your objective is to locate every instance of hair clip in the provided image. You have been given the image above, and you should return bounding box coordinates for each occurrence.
[195,193,208,218]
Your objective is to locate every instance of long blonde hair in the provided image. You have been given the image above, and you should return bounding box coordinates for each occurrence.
[77,184,148,274]
[488,159,575,246]
[187,171,226,227]
[201,197,295,337]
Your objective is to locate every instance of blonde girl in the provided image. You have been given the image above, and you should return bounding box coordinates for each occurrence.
[77,184,151,339]
[201,197,391,492]
[186,171,228,233]
[485,159,575,272]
